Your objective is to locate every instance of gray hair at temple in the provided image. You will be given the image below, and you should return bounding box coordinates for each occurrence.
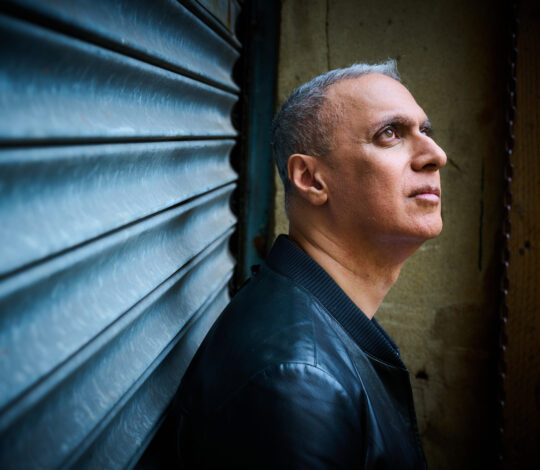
[271,59,401,203]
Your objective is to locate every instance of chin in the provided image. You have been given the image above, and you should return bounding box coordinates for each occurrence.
[417,218,443,240]
[403,215,443,242]
[425,226,443,240]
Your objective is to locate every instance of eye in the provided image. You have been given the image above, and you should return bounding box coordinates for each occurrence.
[381,127,397,138]
[420,127,432,137]
[375,126,400,145]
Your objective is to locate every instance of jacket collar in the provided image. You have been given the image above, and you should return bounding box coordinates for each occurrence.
[265,235,405,369]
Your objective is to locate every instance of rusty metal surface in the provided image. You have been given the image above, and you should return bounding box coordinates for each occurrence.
[497,1,519,465]
[501,0,540,465]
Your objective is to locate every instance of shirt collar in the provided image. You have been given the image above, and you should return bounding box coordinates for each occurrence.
[265,235,405,368]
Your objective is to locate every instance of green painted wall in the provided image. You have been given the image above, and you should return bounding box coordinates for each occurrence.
[274,1,505,467]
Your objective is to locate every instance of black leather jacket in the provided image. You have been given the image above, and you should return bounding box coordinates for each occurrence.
[175,235,426,469]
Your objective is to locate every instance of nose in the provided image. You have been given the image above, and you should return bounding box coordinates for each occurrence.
[411,134,447,172]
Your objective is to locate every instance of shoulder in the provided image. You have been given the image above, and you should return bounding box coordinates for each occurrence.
[178,263,363,414]
[183,361,364,469]
[204,264,322,368]
[227,360,357,412]
[176,266,367,467]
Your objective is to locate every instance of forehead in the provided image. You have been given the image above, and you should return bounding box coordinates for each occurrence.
[327,74,427,126]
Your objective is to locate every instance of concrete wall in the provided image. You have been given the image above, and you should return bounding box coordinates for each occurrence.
[274,1,505,468]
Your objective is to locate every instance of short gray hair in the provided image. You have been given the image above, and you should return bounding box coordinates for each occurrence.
[271,60,401,198]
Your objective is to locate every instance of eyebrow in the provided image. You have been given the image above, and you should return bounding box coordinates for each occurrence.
[367,114,432,136]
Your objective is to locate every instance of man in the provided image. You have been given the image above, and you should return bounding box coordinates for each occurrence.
[174,60,446,469]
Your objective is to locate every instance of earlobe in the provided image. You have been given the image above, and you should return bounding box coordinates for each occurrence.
[287,154,328,206]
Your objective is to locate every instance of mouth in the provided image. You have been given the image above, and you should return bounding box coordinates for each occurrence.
[408,185,441,201]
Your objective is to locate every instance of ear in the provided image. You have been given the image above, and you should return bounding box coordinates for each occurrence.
[287,153,328,206]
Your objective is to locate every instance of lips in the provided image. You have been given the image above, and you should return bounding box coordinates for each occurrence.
[409,185,441,198]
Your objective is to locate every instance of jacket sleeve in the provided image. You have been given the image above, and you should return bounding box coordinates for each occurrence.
[197,362,364,469]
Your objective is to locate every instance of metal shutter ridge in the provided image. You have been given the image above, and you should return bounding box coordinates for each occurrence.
[0,1,240,468]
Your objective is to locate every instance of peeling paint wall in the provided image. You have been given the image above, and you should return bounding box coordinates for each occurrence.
[274,0,505,467]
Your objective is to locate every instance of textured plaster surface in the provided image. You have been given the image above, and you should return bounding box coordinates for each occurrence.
[274,0,504,468]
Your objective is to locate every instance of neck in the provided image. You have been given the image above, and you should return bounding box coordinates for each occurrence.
[289,223,420,319]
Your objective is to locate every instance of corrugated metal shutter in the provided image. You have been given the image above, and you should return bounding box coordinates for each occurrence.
[0,1,241,468]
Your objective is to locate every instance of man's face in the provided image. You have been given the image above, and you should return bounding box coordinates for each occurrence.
[322,74,447,246]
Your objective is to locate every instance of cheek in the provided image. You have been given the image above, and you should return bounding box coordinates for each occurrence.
[328,154,405,214]
[359,163,404,203]
[343,173,400,221]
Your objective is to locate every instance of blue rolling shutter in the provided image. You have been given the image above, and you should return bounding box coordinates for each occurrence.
[0,1,241,468]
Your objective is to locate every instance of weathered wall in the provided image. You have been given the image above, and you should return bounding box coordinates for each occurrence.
[274,1,505,468]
